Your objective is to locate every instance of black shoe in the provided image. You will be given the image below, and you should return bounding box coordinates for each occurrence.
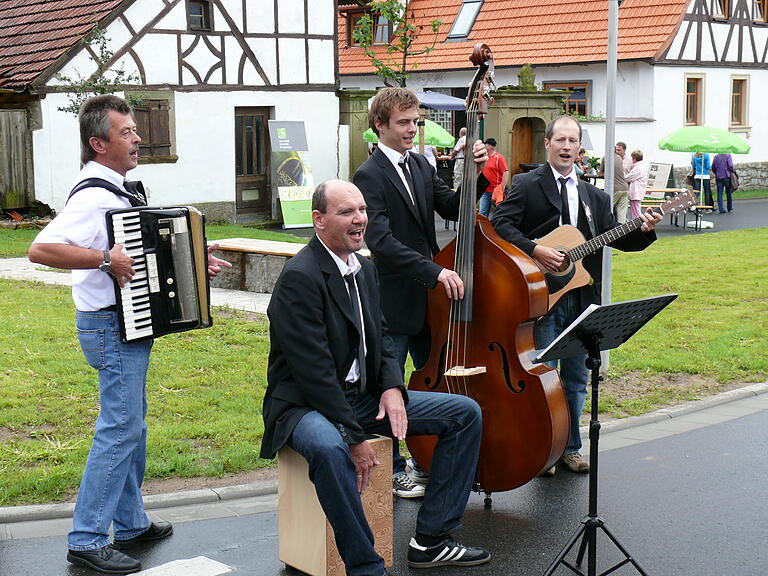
[407,536,491,568]
[112,521,174,550]
[67,546,141,574]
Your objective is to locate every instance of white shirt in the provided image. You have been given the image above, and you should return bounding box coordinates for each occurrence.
[453,135,466,159]
[549,164,579,227]
[33,162,132,311]
[377,142,416,204]
[316,237,367,384]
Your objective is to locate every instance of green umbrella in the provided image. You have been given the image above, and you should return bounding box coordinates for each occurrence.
[362,119,455,147]
[658,125,750,154]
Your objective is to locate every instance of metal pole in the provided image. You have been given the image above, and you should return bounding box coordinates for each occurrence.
[601,0,619,370]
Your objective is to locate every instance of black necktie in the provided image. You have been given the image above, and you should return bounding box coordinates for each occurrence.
[123,180,147,207]
[398,156,416,204]
[344,273,367,387]
[558,177,571,226]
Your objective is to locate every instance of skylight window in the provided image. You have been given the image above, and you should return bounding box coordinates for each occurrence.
[448,0,483,39]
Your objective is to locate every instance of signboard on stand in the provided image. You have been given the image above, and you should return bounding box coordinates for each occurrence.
[647,162,674,193]
[268,121,314,228]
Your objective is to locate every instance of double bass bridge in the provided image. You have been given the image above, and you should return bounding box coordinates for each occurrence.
[444,366,487,377]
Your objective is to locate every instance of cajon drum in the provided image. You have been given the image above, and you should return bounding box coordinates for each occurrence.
[278,435,393,575]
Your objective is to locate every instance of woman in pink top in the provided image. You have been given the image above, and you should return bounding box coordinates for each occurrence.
[624,150,648,219]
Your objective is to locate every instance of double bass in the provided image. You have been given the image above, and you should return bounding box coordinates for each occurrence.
[406,44,569,501]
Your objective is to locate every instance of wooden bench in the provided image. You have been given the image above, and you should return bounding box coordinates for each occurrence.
[278,435,393,575]
[209,238,370,293]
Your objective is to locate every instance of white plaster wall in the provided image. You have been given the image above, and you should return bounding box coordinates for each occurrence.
[308,0,336,35]
[135,34,180,84]
[156,2,187,29]
[32,91,341,212]
[277,0,305,34]
[214,1,242,33]
[308,39,335,84]
[278,38,307,85]
[32,93,99,210]
[246,0,274,33]
[122,0,158,33]
[244,38,278,85]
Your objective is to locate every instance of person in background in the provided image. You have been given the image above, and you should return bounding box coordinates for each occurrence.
[416,144,439,169]
[711,153,735,214]
[691,152,714,211]
[480,137,509,216]
[624,150,648,219]
[450,127,467,191]
[599,141,630,223]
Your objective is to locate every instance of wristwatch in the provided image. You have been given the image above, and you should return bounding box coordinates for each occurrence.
[98,249,111,274]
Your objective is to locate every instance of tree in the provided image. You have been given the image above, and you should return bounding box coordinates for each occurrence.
[351,0,442,87]
[54,26,140,115]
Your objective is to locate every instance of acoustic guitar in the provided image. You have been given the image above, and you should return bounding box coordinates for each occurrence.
[536,190,696,310]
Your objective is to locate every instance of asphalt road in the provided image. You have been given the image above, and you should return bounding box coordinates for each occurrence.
[2,403,768,576]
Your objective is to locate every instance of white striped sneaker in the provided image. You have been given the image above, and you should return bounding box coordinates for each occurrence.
[407,536,491,568]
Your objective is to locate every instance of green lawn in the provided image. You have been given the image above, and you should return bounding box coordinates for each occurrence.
[0,222,766,506]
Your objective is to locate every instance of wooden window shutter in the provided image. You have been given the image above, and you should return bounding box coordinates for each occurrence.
[149,100,171,156]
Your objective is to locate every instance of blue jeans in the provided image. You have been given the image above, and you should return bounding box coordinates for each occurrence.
[478,191,493,216]
[534,293,588,454]
[716,177,733,213]
[68,310,153,551]
[390,330,431,474]
[288,390,481,576]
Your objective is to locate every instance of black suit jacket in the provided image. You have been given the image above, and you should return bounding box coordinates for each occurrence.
[490,162,656,307]
[354,148,460,335]
[259,236,404,460]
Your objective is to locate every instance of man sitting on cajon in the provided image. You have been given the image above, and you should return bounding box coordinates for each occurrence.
[260,180,491,575]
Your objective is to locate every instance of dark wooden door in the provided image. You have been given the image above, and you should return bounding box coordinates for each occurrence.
[511,117,533,175]
[235,107,271,215]
[0,109,34,209]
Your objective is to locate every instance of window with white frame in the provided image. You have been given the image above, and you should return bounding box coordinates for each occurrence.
[685,75,704,125]
[730,76,748,126]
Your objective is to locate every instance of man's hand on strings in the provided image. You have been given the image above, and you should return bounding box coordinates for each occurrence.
[533,244,565,273]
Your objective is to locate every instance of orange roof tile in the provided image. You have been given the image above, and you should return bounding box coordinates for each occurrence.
[339,0,688,76]
[0,0,125,90]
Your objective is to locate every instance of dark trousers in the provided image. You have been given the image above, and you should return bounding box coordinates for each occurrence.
[288,390,482,576]
[716,177,733,213]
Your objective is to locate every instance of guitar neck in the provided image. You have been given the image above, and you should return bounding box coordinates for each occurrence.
[567,207,662,262]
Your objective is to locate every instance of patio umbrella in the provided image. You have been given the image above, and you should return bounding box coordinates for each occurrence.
[362,119,455,147]
[658,126,750,154]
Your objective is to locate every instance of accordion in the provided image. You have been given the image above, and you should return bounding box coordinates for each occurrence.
[106,206,212,343]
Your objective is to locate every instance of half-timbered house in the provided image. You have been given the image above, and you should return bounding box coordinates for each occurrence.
[0,0,338,221]
[339,0,768,183]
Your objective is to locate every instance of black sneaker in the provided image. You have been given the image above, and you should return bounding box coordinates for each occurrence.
[393,472,425,498]
[407,536,491,568]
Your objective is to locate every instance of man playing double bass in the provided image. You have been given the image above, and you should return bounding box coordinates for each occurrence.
[491,115,663,474]
[353,87,488,497]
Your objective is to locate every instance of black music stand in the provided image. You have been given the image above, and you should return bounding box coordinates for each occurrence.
[535,294,678,576]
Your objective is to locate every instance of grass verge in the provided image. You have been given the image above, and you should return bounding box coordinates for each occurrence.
[0,225,766,506]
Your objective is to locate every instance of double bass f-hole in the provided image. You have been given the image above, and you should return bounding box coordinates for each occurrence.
[488,341,525,393]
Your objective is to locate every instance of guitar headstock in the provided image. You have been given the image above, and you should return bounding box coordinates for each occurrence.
[656,190,697,215]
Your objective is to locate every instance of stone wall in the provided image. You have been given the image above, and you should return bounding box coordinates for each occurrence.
[672,161,768,190]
